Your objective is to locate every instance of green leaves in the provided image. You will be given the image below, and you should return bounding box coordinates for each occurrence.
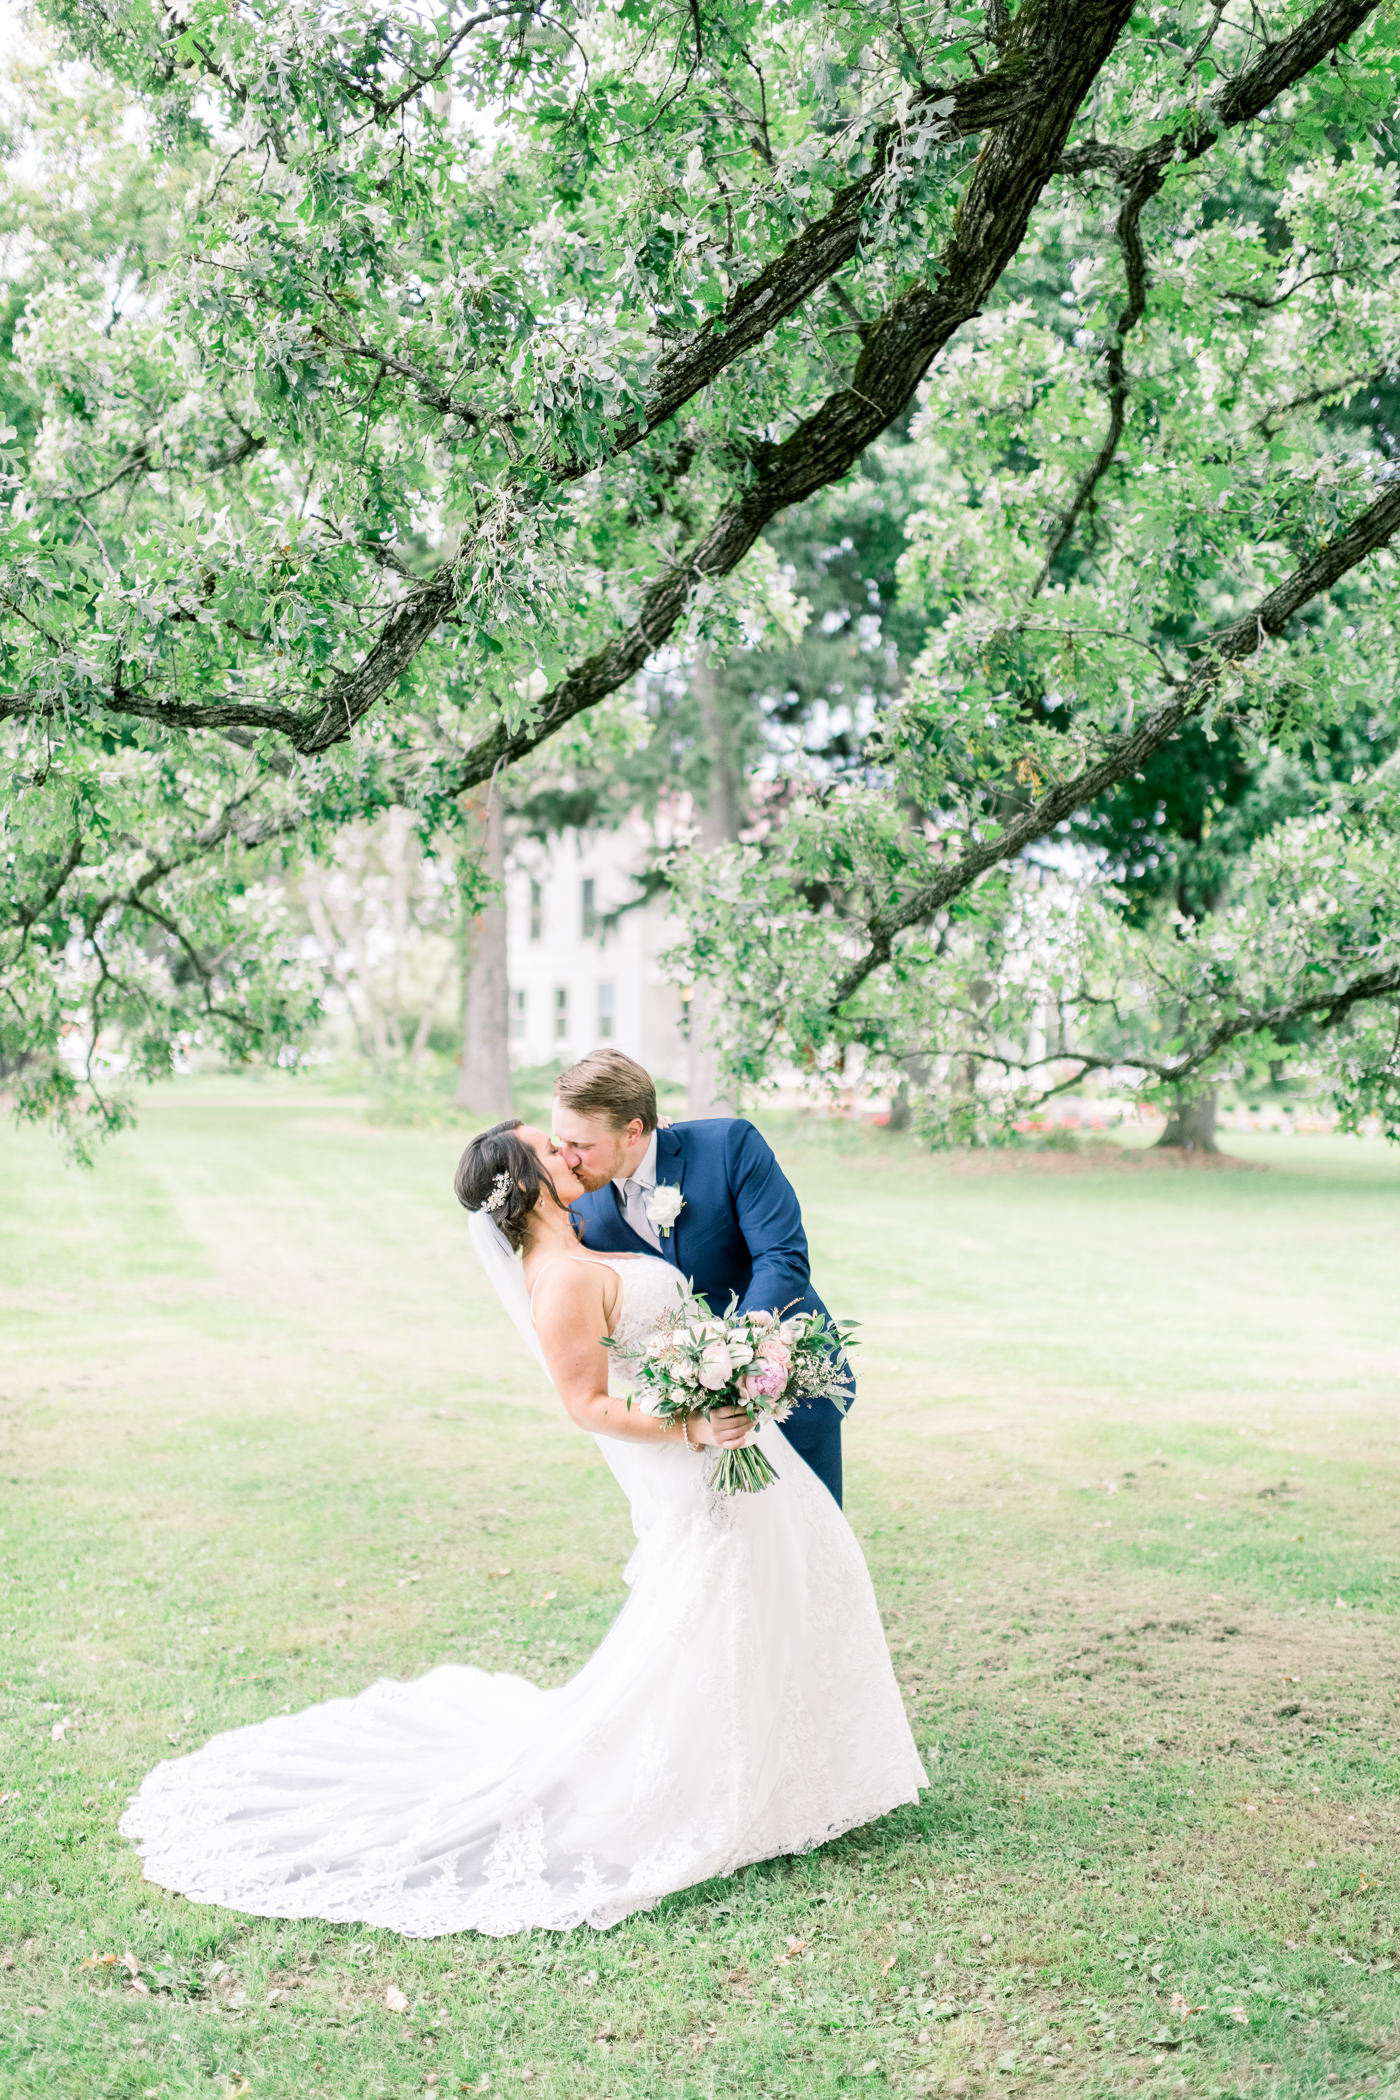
[4,0,1400,1141]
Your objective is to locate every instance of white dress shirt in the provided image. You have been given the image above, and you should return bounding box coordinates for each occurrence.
[613,1129,661,1250]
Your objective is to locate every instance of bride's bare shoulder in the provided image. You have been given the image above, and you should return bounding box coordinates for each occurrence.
[527,1256,613,1315]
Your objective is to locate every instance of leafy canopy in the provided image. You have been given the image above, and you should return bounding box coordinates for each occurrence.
[0,0,1397,1144]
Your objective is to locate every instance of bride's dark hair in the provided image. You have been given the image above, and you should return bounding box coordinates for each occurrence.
[453,1120,568,1254]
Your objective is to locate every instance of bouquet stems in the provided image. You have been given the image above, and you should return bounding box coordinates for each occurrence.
[710,1443,780,1495]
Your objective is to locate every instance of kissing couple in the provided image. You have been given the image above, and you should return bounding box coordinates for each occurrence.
[120,1049,925,1936]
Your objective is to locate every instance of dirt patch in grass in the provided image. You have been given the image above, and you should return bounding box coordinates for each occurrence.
[903,1585,1398,1763]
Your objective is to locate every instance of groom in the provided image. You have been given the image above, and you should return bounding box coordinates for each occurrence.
[552,1048,851,1505]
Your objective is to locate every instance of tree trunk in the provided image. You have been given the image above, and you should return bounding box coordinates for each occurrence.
[1154,1084,1220,1153]
[687,650,742,1120]
[886,1054,930,1132]
[453,790,513,1119]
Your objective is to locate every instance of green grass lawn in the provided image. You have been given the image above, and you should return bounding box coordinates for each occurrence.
[2,1081,1399,2100]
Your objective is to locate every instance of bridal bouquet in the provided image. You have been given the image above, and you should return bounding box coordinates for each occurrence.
[607,1296,854,1494]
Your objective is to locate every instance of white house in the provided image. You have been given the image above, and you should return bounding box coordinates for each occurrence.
[505,816,689,1081]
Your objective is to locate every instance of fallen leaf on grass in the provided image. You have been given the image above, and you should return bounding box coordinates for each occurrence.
[775,1936,806,1965]
[81,1953,120,1971]
[881,1955,898,1973]
[1169,1993,1202,2018]
[119,1952,141,1978]
[384,1985,409,2012]
[486,1569,512,1580]
[1225,2005,1249,2023]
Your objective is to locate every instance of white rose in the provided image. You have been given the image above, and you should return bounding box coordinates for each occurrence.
[644,1184,685,1236]
[697,1340,734,1390]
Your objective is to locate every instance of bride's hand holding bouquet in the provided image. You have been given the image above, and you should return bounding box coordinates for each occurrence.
[608,1295,854,1494]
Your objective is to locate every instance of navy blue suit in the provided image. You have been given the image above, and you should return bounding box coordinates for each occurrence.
[572,1119,850,1504]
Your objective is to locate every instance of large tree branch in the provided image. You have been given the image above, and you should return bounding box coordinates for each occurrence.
[827,475,1400,1010]
[579,62,1042,474]
[24,0,1380,779]
[424,0,1139,786]
[287,60,1040,482]
[1059,0,1382,186]
[194,0,1397,757]
[265,0,1385,764]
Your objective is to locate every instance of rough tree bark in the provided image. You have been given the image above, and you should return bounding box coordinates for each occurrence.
[453,789,513,1119]
[686,650,743,1121]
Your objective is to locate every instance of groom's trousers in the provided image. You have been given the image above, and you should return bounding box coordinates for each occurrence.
[779,1391,846,1506]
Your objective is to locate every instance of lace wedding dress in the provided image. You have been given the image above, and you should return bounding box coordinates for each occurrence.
[120,1255,926,1936]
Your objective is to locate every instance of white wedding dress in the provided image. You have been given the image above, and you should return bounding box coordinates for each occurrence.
[120,1255,926,1937]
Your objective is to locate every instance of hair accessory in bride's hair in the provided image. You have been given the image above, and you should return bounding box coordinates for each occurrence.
[483,1170,513,1216]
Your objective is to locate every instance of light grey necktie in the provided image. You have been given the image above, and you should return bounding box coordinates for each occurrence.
[621,1177,661,1251]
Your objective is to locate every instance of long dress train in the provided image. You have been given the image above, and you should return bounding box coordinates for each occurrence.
[119,1255,926,1936]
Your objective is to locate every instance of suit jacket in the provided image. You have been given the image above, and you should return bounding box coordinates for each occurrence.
[571,1118,852,1394]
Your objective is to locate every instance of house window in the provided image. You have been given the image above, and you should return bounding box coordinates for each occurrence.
[510,988,527,1042]
[553,986,569,1042]
[581,877,597,939]
[597,982,615,1041]
[529,879,543,942]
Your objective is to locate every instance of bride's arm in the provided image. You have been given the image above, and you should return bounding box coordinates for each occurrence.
[532,1265,747,1448]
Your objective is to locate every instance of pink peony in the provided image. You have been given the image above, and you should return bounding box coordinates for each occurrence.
[756,1336,792,1373]
[746,1308,775,1329]
[742,1360,788,1402]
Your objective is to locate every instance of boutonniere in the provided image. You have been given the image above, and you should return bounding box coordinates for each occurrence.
[644,1184,685,1238]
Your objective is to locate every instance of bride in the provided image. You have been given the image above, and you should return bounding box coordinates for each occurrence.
[119,1122,926,1937]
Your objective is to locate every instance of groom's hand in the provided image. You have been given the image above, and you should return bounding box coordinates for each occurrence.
[691,1407,749,1449]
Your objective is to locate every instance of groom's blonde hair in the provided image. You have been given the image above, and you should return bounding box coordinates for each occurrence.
[554,1048,658,1133]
